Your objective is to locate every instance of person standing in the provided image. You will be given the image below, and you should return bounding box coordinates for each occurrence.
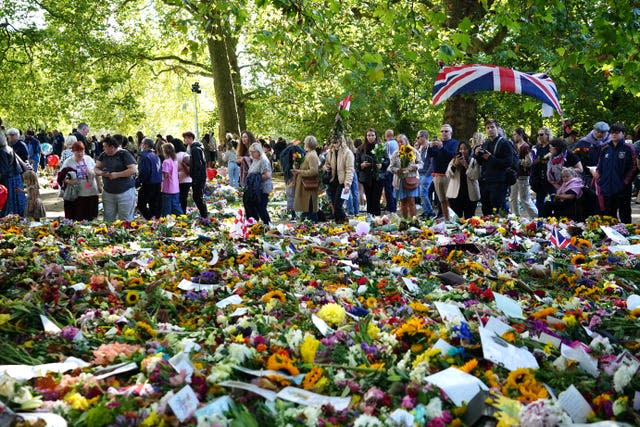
[183,131,208,218]
[73,123,91,156]
[175,139,193,214]
[595,123,637,223]
[446,141,480,219]
[324,135,355,224]
[5,128,29,163]
[356,128,388,216]
[416,130,435,219]
[475,119,512,216]
[58,142,101,220]
[509,128,538,218]
[25,130,42,173]
[573,121,611,187]
[279,139,305,220]
[237,131,255,188]
[383,129,398,213]
[0,132,26,217]
[429,124,459,220]
[530,127,554,215]
[160,143,183,217]
[95,136,138,222]
[243,143,273,225]
[292,136,320,221]
[388,134,422,219]
[136,138,162,220]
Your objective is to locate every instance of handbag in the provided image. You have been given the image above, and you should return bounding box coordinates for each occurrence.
[301,176,319,191]
[402,176,419,190]
[63,183,80,201]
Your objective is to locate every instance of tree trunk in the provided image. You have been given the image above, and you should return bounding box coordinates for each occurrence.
[206,17,246,144]
[444,96,477,143]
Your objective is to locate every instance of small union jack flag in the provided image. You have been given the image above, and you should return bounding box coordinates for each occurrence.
[432,64,562,115]
[338,94,352,111]
[549,226,570,249]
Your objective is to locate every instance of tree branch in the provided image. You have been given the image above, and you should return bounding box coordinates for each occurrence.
[139,54,211,74]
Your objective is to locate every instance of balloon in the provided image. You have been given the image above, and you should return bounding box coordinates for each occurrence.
[47,154,60,168]
[355,221,370,236]
[207,168,217,180]
[41,143,53,155]
[0,185,7,211]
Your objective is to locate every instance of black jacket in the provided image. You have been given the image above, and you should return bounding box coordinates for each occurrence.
[477,136,511,183]
[189,142,207,185]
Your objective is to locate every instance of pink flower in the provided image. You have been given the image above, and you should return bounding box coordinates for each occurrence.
[401,395,415,409]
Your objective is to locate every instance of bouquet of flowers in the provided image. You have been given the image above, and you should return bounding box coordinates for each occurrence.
[399,144,415,171]
[293,151,304,169]
[372,143,386,164]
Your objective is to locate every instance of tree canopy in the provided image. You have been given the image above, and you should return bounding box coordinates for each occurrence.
[1,0,638,141]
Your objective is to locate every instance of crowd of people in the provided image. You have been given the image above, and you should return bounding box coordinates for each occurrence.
[1,118,639,225]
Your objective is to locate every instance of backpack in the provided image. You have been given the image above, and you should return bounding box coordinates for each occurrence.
[495,137,520,186]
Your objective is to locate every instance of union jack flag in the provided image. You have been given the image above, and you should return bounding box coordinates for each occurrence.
[432,64,563,115]
[549,226,570,249]
[338,93,352,111]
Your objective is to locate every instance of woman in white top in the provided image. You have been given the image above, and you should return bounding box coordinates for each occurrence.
[59,141,101,220]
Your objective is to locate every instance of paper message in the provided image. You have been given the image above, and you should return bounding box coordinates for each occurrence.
[177,279,219,292]
[276,386,351,411]
[558,385,592,423]
[432,339,454,355]
[311,314,333,336]
[168,385,199,423]
[484,317,514,336]
[434,301,466,323]
[627,295,640,311]
[233,366,303,384]
[0,357,89,381]
[216,294,243,308]
[561,344,599,377]
[195,395,233,419]
[40,315,62,334]
[479,327,539,371]
[493,293,525,319]
[401,277,420,293]
[424,367,488,406]
[169,352,194,382]
[536,332,562,349]
[17,413,67,427]
[218,380,277,401]
[94,362,138,380]
[600,226,630,245]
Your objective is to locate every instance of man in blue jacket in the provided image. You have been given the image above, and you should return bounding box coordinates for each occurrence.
[429,124,458,220]
[136,138,162,219]
[475,119,512,216]
[596,123,637,223]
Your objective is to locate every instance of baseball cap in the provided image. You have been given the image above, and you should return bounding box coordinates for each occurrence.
[593,121,610,132]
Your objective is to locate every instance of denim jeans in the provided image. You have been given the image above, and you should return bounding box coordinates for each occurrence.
[161,193,184,217]
[103,187,136,222]
[419,174,434,215]
[480,181,508,216]
[509,177,538,218]
[346,173,360,215]
[384,172,397,212]
[228,163,240,188]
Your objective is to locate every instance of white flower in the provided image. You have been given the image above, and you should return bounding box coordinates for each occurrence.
[0,376,17,399]
[334,287,354,300]
[552,356,568,371]
[285,328,303,349]
[226,343,256,365]
[386,409,414,426]
[589,335,613,353]
[425,397,443,419]
[13,387,43,410]
[409,363,429,384]
[353,414,383,427]
[301,406,322,426]
[613,362,637,393]
[206,363,234,384]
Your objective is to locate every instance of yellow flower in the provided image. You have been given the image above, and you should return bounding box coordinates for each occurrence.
[302,366,324,390]
[0,314,10,325]
[64,392,99,410]
[136,321,156,338]
[459,358,478,373]
[125,290,140,306]
[316,303,346,326]
[141,410,165,427]
[367,322,380,340]
[364,297,377,309]
[261,290,286,303]
[412,347,441,368]
[409,301,429,313]
[300,335,320,363]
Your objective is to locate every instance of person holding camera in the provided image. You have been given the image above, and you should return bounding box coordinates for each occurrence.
[475,119,512,216]
[446,141,480,218]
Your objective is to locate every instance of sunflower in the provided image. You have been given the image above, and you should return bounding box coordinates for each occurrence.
[570,254,587,265]
[261,290,286,303]
[125,290,141,306]
[265,350,299,376]
[302,366,324,390]
[128,277,145,287]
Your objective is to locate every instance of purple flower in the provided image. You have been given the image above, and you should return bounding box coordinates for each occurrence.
[60,326,80,342]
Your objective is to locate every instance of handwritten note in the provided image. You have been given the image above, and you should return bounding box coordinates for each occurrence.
[434,301,466,323]
[558,385,592,423]
[276,386,351,411]
[479,327,538,371]
[195,395,233,420]
[493,293,525,319]
[168,385,199,422]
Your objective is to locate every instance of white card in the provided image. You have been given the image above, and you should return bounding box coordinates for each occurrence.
[208,249,219,266]
[560,344,599,377]
[484,317,514,336]
[600,226,630,245]
[479,327,539,371]
[69,283,87,292]
[536,332,562,349]
[17,413,67,427]
[195,395,233,419]
[311,314,333,336]
[493,293,525,319]
[276,386,351,411]
[424,367,488,406]
[216,294,243,308]
[627,295,640,311]
[434,301,466,323]
[177,279,218,292]
[230,307,249,317]
[0,357,89,381]
[233,366,303,384]
[218,380,277,401]
[402,277,420,294]
[558,385,592,423]
[169,352,194,382]
[40,315,61,334]
[168,385,199,422]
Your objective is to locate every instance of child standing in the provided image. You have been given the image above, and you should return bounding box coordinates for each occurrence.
[160,143,184,217]
[20,170,46,220]
[223,140,239,188]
